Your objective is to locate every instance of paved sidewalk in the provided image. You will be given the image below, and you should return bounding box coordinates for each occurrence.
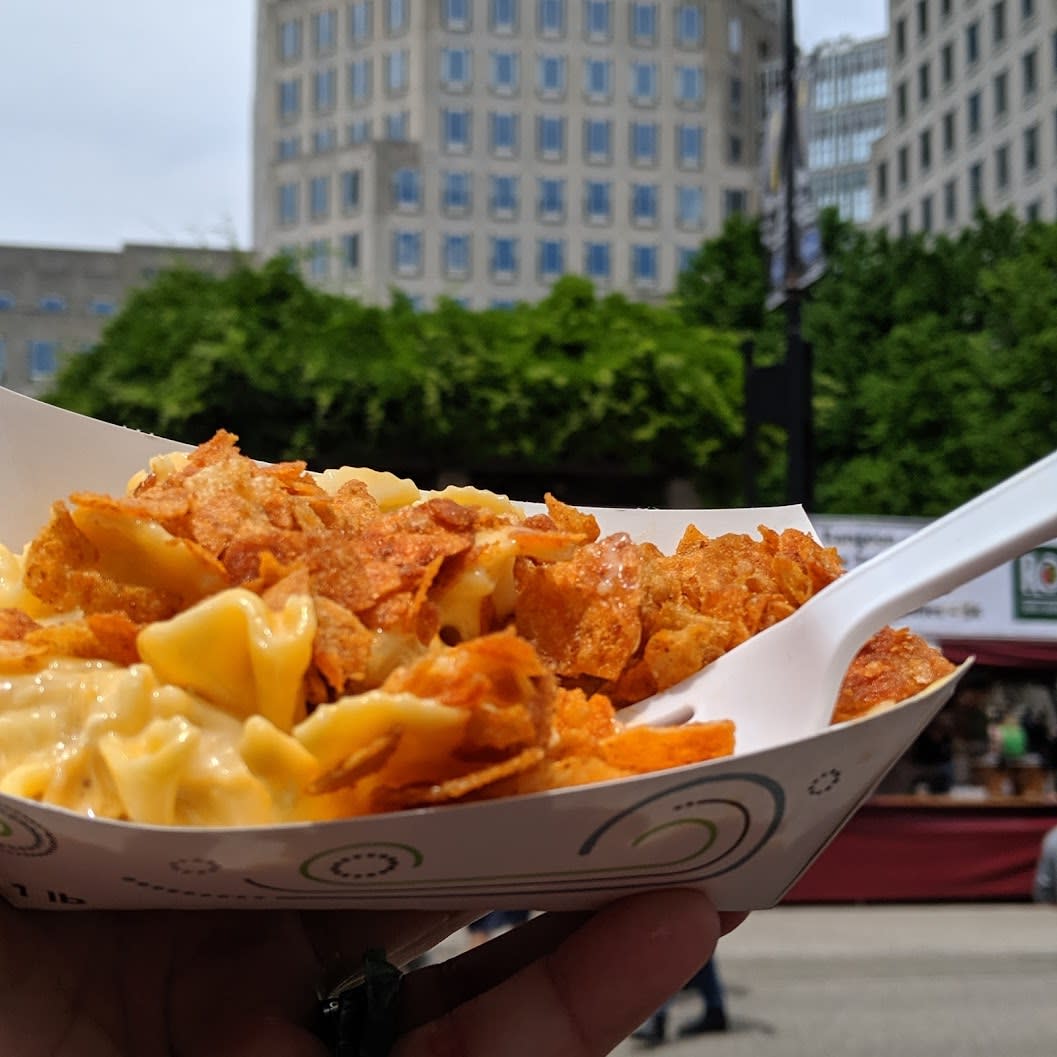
[612,903,1057,1057]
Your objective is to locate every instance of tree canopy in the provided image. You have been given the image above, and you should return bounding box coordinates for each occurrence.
[47,211,1057,515]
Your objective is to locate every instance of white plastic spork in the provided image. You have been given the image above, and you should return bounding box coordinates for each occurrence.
[619,449,1057,754]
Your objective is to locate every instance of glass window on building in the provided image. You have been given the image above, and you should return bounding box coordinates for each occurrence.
[584,241,611,280]
[994,70,1008,117]
[279,17,302,62]
[944,178,958,222]
[443,0,472,30]
[677,185,704,228]
[538,54,566,97]
[916,0,928,38]
[38,293,66,313]
[1022,48,1038,96]
[584,118,612,162]
[393,230,422,273]
[443,233,472,275]
[675,65,704,106]
[677,246,697,275]
[967,91,982,135]
[630,182,658,224]
[393,168,421,209]
[313,68,338,112]
[89,297,117,316]
[442,170,473,212]
[0,291,13,310]
[309,239,331,279]
[538,239,565,279]
[342,233,361,272]
[384,111,409,140]
[491,174,520,214]
[313,9,338,54]
[1024,123,1039,172]
[584,0,611,40]
[921,193,933,233]
[966,21,980,64]
[441,48,472,89]
[630,3,657,44]
[385,49,410,93]
[942,109,956,152]
[995,143,1010,188]
[631,244,658,284]
[349,58,372,103]
[387,0,408,34]
[630,62,658,104]
[27,340,58,381]
[312,127,337,154]
[491,236,519,275]
[584,179,611,221]
[279,181,300,225]
[876,160,888,203]
[677,123,703,168]
[723,189,747,217]
[309,175,331,218]
[490,50,519,93]
[492,0,518,33]
[538,0,565,36]
[993,1,1007,45]
[536,114,566,158]
[728,16,742,54]
[969,161,984,205]
[278,78,302,122]
[342,169,362,210]
[919,128,932,170]
[349,2,373,44]
[676,4,703,46]
[630,121,658,165]
[941,42,954,85]
[347,118,373,144]
[584,58,611,99]
[538,177,565,218]
[443,108,473,151]
[490,111,520,154]
[917,61,930,103]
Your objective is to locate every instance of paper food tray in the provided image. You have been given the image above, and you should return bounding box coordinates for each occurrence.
[0,387,967,912]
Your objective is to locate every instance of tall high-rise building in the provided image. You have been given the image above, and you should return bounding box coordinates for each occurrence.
[252,0,780,308]
[869,0,1057,236]
[762,34,889,225]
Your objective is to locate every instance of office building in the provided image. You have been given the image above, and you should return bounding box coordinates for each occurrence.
[252,0,781,308]
[0,243,238,397]
[870,0,1057,235]
[762,34,889,225]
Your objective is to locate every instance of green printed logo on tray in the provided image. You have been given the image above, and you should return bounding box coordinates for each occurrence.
[1014,547,1057,619]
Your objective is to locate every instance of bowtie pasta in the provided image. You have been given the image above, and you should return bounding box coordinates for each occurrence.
[0,432,954,826]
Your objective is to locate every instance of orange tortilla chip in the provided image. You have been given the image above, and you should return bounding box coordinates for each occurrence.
[375,746,546,810]
[307,728,402,795]
[599,721,736,773]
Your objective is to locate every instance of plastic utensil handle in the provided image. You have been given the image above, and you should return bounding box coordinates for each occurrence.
[810,448,1057,656]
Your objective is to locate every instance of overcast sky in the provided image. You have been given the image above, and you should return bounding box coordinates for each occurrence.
[0,1,886,251]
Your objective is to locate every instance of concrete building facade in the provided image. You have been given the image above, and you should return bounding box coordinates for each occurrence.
[762,34,889,225]
[0,243,238,397]
[252,0,780,307]
[870,0,1057,236]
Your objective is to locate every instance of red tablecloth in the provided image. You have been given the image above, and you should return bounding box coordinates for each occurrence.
[784,796,1057,903]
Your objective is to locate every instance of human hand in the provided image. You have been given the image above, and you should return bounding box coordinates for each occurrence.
[0,889,740,1057]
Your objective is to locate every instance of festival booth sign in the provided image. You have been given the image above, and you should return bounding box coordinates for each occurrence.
[813,515,1057,668]
[0,387,967,913]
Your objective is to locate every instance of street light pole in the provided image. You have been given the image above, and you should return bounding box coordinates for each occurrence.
[781,0,813,509]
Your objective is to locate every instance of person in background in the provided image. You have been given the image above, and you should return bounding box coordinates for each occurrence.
[1033,824,1057,904]
[631,955,728,1046]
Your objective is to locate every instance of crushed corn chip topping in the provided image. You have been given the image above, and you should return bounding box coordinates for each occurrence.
[0,431,954,825]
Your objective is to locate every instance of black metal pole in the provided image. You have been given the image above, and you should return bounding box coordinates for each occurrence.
[782,0,813,509]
